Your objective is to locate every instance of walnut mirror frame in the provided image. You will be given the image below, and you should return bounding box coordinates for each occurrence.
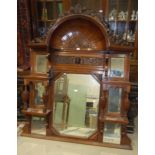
[53,73,100,138]
[22,14,131,150]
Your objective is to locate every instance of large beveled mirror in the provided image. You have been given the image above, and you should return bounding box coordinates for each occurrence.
[53,74,100,138]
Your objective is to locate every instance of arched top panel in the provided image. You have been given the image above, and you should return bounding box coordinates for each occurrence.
[47,14,110,51]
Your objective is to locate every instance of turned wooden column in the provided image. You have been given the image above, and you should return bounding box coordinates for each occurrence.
[21,85,29,110]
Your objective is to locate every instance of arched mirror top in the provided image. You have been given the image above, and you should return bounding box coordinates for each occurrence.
[47,14,110,52]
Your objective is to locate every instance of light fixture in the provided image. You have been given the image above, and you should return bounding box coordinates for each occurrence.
[74,89,78,92]
[76,48,80,50]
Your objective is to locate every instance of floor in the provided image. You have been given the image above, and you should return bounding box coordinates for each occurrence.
[17,118,138,155]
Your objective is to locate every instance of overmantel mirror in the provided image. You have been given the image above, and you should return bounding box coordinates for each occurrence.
[46,15,131,149]
[53,73,100,138]
[22,14,131,150]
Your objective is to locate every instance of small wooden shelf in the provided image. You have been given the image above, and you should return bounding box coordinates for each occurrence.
[22,108,51,117]
[100,116,128,124]
[38,19,56,22]
[109,45,134,52]
[28,42,47,50]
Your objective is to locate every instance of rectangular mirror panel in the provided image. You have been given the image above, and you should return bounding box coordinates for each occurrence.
[108,87,122,113]
[31,117,46,135]
[103,123,121,144]
[36,55,48,73]
[110,58,124,78]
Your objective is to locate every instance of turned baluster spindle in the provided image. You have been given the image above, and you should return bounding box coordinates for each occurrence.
[43,86,48,113]
[21,85,29,110]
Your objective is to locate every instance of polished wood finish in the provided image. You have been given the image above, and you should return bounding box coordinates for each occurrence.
[47,14,110,50]
[22,108,51,117]
[21,13,133,149]
[62,0,70,12]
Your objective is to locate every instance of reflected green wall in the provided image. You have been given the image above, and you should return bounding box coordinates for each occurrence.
[53,74,100,129]
[54,102,63,124]
[68,84,87,127]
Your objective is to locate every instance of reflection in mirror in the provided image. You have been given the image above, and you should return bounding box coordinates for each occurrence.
[53,74,100,138]
[36,55,47,73]
[31,117,46,135]
[35,82,45,105]
[110,58,124,78]
[108,88,122,113]
[103,123,121,144]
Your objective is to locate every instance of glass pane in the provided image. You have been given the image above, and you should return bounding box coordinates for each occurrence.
[57,2,63,16]
[71,0,101,11]
[108,88,122,113]
[110,58,124,78]
[46,2,54,20]
[119,0,128,12]
[130,0,138,21]
[36,55,48,73]
[37,1,44,20]
[117,22,126,35]
[31,117,46,135]
[103,123,121,144]
[108,0,117,21]
[35,82,46,105]
[53,74,100,138]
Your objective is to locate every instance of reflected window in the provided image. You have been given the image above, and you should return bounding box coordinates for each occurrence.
[36,55,47,73]
[110,58,124,78]
[31,117,46,135]
[103,123,121,144]
[53,74,100,138]
[108,88,122,113]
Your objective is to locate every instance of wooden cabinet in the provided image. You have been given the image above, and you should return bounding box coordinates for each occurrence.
[30,0,67,38]
[105,0,138,49]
